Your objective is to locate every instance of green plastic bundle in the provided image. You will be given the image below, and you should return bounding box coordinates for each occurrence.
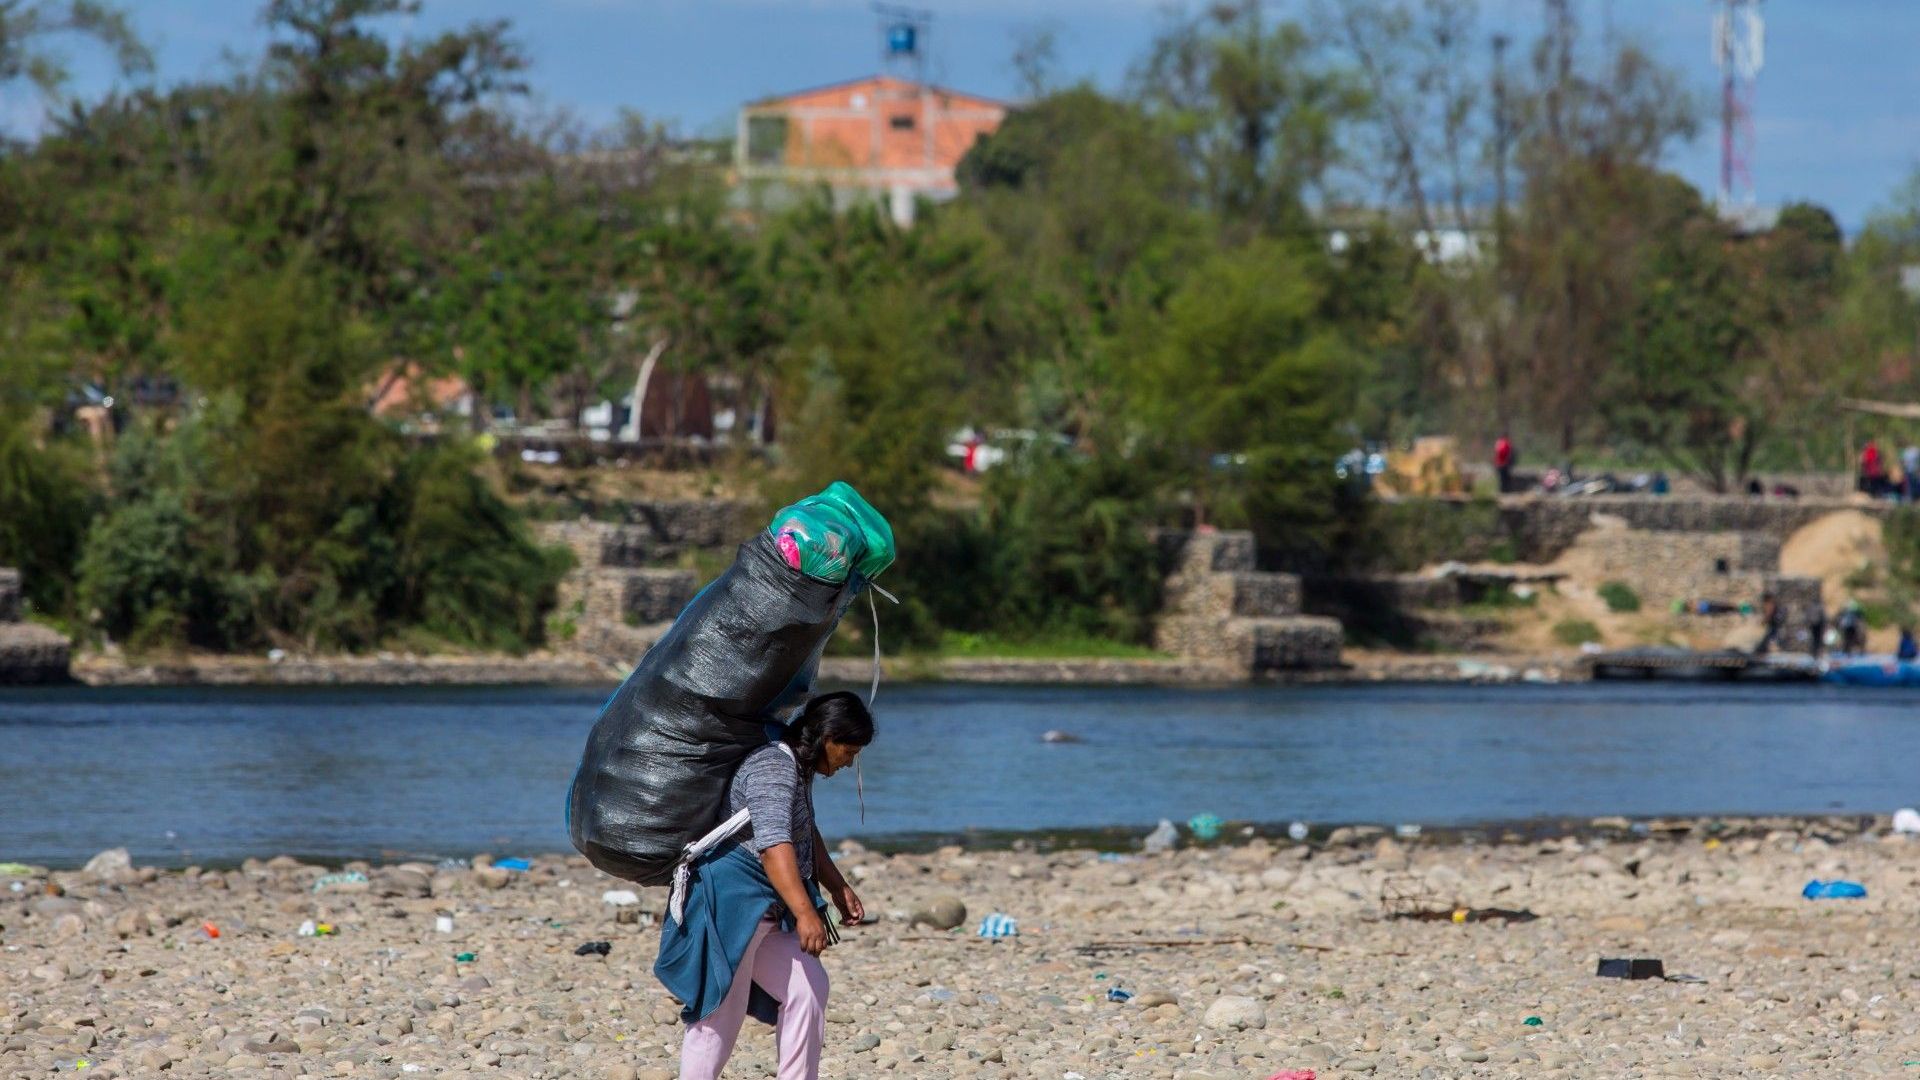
[767,481,895,583]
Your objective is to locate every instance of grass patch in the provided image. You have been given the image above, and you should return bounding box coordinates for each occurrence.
[1598,581,1641,613]
[1552,618,1602,647]
[1859,599,1910,632]
[925,631,1164,661]
[1462,583,1538,614]
[1844,564,1880,592]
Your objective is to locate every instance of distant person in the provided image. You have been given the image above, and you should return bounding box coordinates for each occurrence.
[1650,471,1670,495]
[1746,478,1764,497]
[1900,626,1918,662]
[1836,601,1867,655]
[1905,445,1920,501]
[1861,440,1889,497]
[1752,591,1784,655]
[1809,606,1828,659]
[1493,432,1515,494]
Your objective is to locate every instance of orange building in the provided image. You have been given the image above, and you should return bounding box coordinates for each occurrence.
[735,75,1007,222]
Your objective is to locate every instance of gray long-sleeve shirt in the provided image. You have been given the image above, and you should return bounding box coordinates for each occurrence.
[727,742,816,882]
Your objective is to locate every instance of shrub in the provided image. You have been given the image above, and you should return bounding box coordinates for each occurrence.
[973,445,1168,643]
[1553,618,1603,646]
[1886,506,1920,579]
[78,422,267,651]
[1344,495,1508,573]
[77,416,568,654]
[1598,581,1641,613]
[0,412,96,617]
[391,441,573,652]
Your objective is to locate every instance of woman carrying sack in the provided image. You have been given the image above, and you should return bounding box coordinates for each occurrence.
[654,692,875,1080]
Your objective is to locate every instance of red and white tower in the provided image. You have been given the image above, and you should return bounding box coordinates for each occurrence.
[1711,0,1764,208]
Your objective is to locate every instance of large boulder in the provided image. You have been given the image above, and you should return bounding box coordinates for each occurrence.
[908,895,967,931]
[1203,995,1267,1031]
[83,847,134,885]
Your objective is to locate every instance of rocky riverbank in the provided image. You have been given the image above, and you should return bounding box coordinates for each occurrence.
[7,816,1920,1078]
[70,652,612,688]
[65,648,1588,689]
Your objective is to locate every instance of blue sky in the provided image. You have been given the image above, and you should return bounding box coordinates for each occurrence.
[18,0,1920,228]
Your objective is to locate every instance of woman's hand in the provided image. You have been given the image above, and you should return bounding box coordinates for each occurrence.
[829,881,864,926]
[795,910,831,956]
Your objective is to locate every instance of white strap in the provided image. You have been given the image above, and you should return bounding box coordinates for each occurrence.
[667,743,799,925]
[865,582,897,707]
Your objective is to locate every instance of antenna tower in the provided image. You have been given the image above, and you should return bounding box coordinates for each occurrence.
[1711,0,1764,207]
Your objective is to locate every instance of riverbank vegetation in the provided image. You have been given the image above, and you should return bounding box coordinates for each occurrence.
[4,0,1920,654]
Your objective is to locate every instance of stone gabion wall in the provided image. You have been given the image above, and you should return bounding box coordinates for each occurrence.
[1561,527,1825,629]
[535,500,754,569]
[0,567,70,684]
[1153,530,1342,672]
[1571,530,1765,598]
[1498,496,1886,563]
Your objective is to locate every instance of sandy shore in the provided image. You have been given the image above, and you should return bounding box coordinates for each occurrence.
[6,817,1919,1079]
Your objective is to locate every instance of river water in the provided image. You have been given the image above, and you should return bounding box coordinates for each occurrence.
[2,681,1916,867]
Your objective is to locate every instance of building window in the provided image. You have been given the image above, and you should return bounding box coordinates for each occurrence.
[745,115,789,166]
[889,114,915,130]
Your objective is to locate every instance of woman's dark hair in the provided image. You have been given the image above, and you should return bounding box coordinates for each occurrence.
[781,691,875,776]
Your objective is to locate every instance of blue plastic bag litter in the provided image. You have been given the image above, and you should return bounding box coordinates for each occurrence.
[977,913,1018,938]
[1803,879,1867,900]
[495,858,531,872]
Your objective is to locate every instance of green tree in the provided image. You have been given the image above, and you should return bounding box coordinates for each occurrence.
[1127,239,1358,558]
[977,445,1167,643]
[0,0,148,104]
[0,409,94,615]
[1600,173,1757,491]
[954,87,1205,439]
[1133,0,1366,236]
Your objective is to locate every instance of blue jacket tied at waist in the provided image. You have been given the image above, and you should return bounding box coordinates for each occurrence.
[654,840,829,1026]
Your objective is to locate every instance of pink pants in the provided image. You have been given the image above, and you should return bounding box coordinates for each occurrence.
[679,917,829,1080]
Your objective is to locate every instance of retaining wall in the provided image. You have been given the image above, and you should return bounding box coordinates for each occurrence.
[0,567,70,684]
[1495,496,1886,563]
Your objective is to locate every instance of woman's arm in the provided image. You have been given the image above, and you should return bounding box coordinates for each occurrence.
[760,842,829,955]
[812,829,842,889]
[813,827,864,925]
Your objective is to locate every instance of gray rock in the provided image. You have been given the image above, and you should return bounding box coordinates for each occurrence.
[83,847,133,883]
[376,868,432,898]
[1202,995,1266,1031]
[909,894,967,931]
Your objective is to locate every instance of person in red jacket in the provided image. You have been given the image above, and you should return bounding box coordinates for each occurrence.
[1861,439,1888,497]
[1493,433,1515,494]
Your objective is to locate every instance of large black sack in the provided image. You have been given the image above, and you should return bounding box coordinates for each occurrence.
[568,532,861,885]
